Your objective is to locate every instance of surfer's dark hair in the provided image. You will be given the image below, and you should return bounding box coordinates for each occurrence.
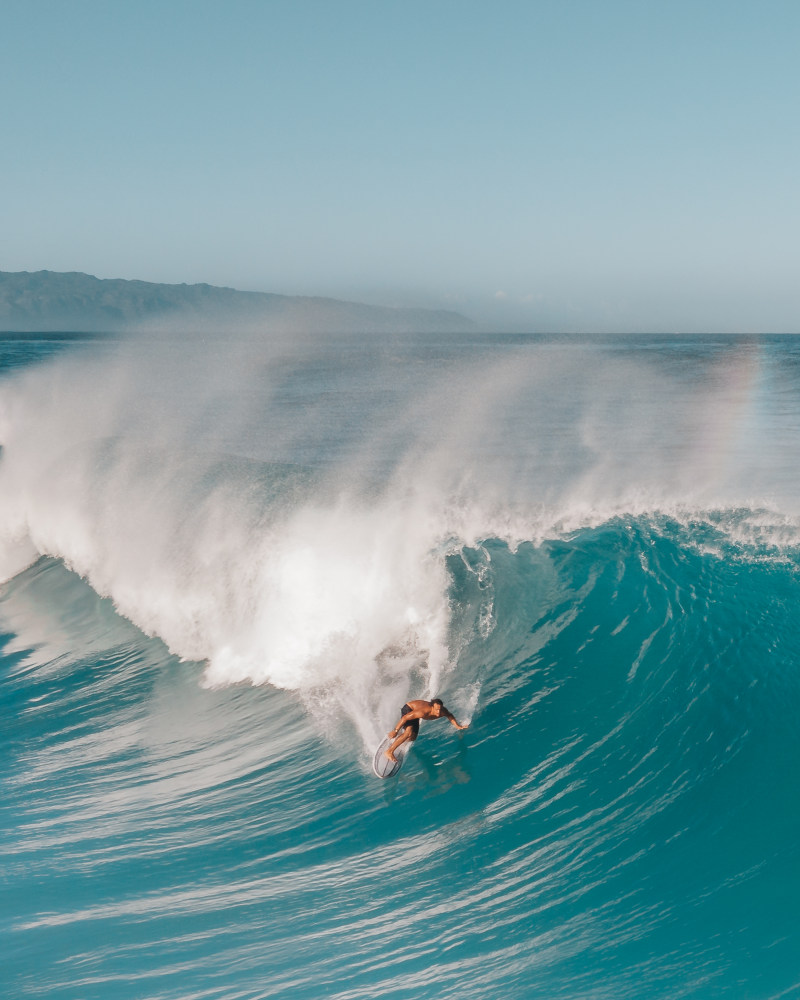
[431,698,443,707]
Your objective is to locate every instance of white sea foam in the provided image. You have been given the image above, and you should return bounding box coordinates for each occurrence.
[0,336,465,745]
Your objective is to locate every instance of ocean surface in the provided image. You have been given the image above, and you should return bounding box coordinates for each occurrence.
[2,329,799,999]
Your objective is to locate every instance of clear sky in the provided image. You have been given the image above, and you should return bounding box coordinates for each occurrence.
[3,0,799,331]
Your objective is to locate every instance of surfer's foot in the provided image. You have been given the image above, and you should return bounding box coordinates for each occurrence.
[384,750,398,763]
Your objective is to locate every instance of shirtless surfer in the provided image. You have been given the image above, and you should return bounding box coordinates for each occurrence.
[385,698,468,762]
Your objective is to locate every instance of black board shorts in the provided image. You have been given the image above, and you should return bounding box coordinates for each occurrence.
[400,703,420,738]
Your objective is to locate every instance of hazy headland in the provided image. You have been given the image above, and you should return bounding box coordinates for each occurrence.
[0,270,476,335]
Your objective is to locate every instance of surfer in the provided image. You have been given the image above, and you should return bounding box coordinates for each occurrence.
[385,698,468,762]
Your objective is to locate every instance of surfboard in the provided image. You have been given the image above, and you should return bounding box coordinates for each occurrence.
[372,734,414,779]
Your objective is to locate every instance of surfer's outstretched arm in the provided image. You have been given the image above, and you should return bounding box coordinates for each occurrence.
[443,707,468,730]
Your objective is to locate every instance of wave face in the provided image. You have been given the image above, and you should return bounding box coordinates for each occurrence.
[2,332,800,999]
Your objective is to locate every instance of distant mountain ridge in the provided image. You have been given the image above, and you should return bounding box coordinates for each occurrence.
[0,270,475,334]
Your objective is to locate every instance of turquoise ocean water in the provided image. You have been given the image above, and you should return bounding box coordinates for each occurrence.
[2,331,799,999]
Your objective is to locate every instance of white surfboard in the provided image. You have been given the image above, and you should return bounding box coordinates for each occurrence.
[372,733,414,779]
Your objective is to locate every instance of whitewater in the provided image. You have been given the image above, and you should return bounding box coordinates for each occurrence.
[2,330,799,999]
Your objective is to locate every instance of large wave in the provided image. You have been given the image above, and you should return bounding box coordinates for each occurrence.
[0,332,796,749]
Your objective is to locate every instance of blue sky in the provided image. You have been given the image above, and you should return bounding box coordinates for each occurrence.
[3,0,799,331]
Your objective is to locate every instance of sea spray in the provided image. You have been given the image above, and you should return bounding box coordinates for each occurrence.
[0,335,472,739]
[2,332,800,745]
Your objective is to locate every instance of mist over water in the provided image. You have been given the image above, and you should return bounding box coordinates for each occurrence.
[3,331,800,999]
[0,333,797,726]
[1,335,795,617]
